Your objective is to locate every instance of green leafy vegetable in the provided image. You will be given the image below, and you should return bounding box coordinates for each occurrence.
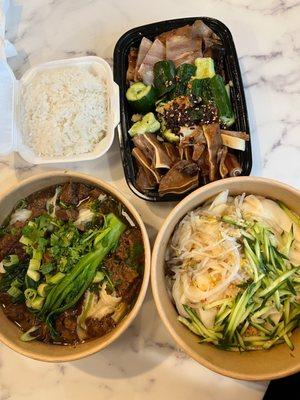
[39,213,126,338]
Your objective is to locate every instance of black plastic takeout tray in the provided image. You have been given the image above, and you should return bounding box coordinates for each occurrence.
[113,17,252,202]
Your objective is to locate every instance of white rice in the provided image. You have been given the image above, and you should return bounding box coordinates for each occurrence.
[21,66,108,157]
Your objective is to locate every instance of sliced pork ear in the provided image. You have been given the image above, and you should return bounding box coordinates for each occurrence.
[132,133,172,169]
[138,39,165,85]
[135,165,157,191]
[159,160,199,196]
[132,147,161,183]
[162,142,180,165]
[180,125,205,144]
[126,48,138,83]
[202,123,222,182]
[224,153,242,177]
[132,134,152,160]
[192,143,205,161]
[218,146,229,178]
[183,146,193,161]
[196,147,210,178]
[134,37,153,82]
[220,130,250,140]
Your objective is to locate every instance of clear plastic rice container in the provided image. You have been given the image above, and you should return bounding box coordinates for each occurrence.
[0,56,120,164]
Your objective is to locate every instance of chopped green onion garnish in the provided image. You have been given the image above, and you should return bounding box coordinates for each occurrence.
[47,272,65,285]
[37,283,48,297]
[27,269,40,282]
[19,235,33,246]
[29,258,41,271]
[24,288,37,302]
[93,270,105,283]
[3,254,19,267]
[20,326,40,342]
[7,286,22,298]
[30,296,45,310]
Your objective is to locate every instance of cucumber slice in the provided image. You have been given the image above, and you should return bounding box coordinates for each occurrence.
[174,63,196,97]
[189,78,212,99]
[195,57,215,79]
[209,75,235,127]
[126,82,156,113]
[129,112,160,136]
[153,60,176,97]
[161,129,180,143]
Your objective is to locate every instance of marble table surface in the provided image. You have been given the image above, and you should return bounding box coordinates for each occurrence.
[1,0,300,398]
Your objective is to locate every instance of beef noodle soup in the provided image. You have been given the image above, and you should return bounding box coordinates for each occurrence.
[0,182,144,344]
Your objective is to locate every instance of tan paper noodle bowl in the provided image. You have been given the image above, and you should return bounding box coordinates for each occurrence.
[151,177,300,380]
[0,171,150,362]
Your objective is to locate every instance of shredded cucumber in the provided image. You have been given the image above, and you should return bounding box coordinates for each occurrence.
[174,192,300,352]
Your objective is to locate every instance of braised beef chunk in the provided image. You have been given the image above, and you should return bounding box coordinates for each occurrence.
[105,228,144,301]
[89,188,103,199]
[60,182,78,206]
[0,220,28,262]
[0,293,50,341]
[11,221,27,230]
[0,292,38,331]
[77,183,90,201]
[122,276,142,304]
[98,198,120,216]
[85,315,116,338]
[116,228,144,268]
[56,208,79,222]
[0,233,26,262]
[55,306,81,343]
[0,234,17,261]
[9,241,26,262]
[106,257,139,298]
[43,250,52,264]
[27,187,55,218]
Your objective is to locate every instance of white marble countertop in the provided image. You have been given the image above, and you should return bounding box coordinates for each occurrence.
[1,0,300,398]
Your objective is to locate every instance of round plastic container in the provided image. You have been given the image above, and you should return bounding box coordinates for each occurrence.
[0,56,119,164]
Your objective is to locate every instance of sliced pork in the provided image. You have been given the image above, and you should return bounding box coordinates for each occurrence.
[164,25,202,67]
[134,37,153,81]
[138,39,165,85]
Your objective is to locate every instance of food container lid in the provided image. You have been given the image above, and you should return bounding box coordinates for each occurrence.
[0,60,16,155]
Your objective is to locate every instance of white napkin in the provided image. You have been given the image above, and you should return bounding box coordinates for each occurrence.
[0,0,17,59]
[0,0,17,155]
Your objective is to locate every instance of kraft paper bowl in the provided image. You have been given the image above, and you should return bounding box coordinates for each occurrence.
[151,177,300,380]
[0,171,150,362]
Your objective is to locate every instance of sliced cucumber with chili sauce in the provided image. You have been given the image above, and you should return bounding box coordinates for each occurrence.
[174,63,196,97]
[189,78,212,99]
[209,74,235,127]
[126,82,156,113]
[153,60,176,97]
[189,75,235,128]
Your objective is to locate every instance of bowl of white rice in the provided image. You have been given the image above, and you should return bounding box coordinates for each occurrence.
[15,56,119,164]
